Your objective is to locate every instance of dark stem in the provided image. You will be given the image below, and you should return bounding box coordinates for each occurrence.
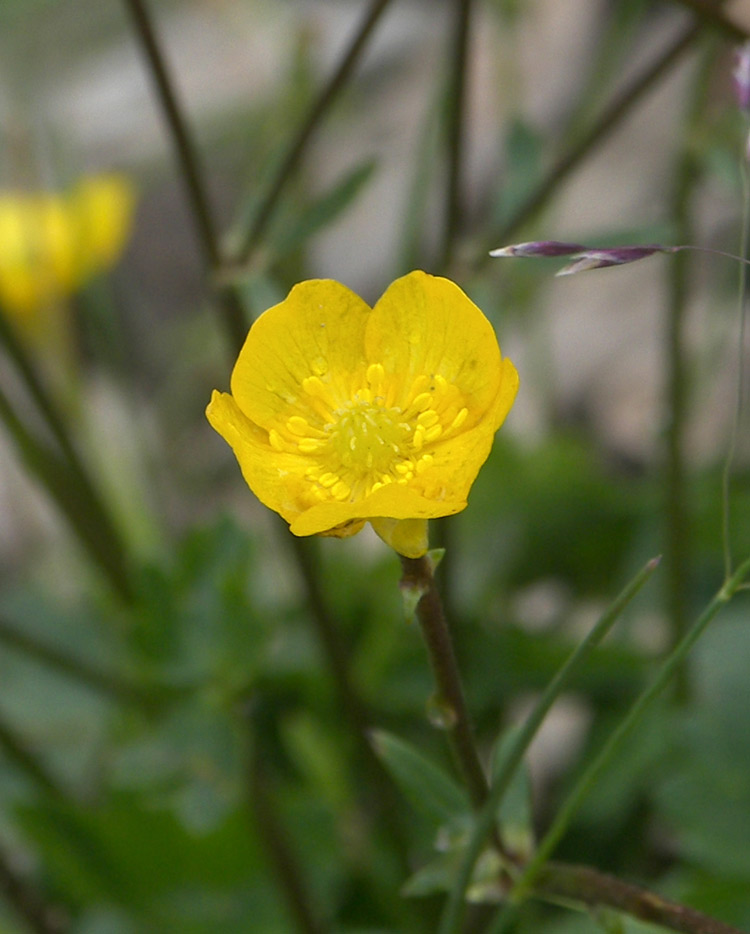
[246,726,326,934]
[0,322,134,603]
[0,615,167,710]
[670,0,749,40]
[480,20,702,262]
[234,0,395,266]
[0,717,66,801]
[399,555,488,809]
[0,842,68,934]
[536,862,747,934]
[122,0,247,352]
[439,0,472,270]
[0,385,133,602]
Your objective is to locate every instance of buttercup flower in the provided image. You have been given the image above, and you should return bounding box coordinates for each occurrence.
[207,270,519,558]
[0,174,135,330]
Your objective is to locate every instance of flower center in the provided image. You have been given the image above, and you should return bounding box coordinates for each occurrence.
[332,400,409,475]
[268,363,469,502]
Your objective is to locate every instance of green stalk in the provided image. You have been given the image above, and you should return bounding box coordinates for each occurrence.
[721,145,750,581]
[0,386,133,602]
[510,555,750,903]
[664,42,715,702]
[233,0,396,267]
[439,556,660,934]
[122,0,248,353]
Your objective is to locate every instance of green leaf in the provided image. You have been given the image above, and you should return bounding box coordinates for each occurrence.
[369,730,469,827]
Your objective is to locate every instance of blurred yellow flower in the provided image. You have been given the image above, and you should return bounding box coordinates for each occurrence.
[0,174,135,328]
[207,271,519,558]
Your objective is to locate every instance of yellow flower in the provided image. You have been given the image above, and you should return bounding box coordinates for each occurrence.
[207,270,519,558]
[0,174,135,329]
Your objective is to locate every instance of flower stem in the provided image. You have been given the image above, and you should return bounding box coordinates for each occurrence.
[663,42,714,703]
[0,840,68,934]
[439,556,661,934]
[510,554,750,904]
[0,614,168,710]
[233,0,396,266]
[533,862,746,934]
[671,0,748,41]
[439,0,472,271]
[721,138,750,580]
[122,0,248,353]
[399,554,488,809]
[245,721,326,934]
[0,384,133,602]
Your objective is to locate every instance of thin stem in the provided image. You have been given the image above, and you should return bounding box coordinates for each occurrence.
[0,318,133,603]
[438,556,661,934]
[0,615,164,710]
[399,555,488,809]
[478,21,702,264]
[0,717,66,801]
[670,0,749,41]
[510,555,750,903]
[721,148,750,580]
[0,841,68,934]
[533,862,746,934]
[246,722,326,934]
[0,385,133,602]
[122,0,247,352]
[439,0,472,271]
[234,0,395,266]
[663,43,714,702]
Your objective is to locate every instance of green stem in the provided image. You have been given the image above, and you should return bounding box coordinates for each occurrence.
[439,556,661,934]
[400,554,488,810]
[0,717,66,800]
[0,840,68,934]
[0,386,133,602]
[664,44,714,702]
[479,21,702,263]
[510,555,750,903]
[531,862,746,934]
[234,0,396,267]
[0,615,164,710]
[722,143,750,580]
[670,0,749,40]
[0,316,134,602]
[246,721,326,934]
[122,0,248,353]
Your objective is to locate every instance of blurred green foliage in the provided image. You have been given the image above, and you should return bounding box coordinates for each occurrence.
[0,1,749,933]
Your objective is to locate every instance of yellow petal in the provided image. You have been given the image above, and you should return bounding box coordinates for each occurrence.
[73,175,136,276]
[370,517,428,558]
[206,390,320,526]
[231,279,371,429]
[289,480,464,537]
[366,270,504,422]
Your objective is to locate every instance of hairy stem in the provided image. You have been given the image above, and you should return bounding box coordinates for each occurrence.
[400,554,488,809]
